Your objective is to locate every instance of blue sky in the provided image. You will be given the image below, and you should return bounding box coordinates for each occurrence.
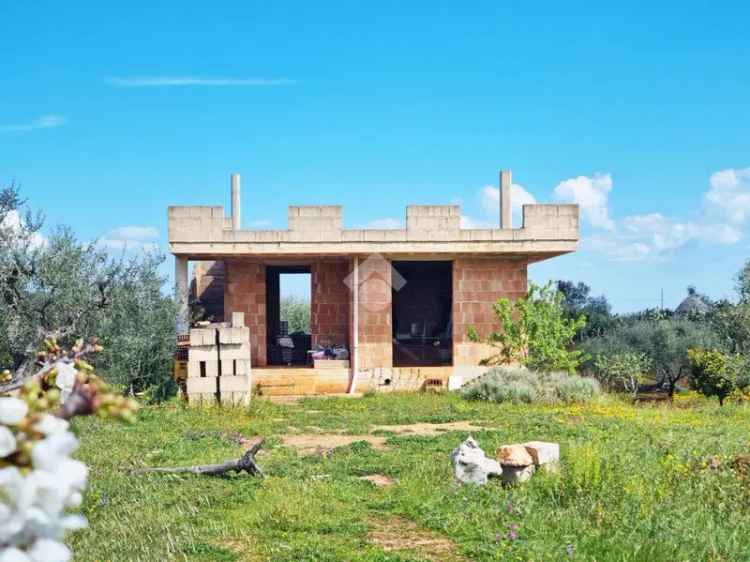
[2,1,749,311]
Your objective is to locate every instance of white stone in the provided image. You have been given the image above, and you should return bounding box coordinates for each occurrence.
[231,312,245,328]
[451,436,502,485]
[219,375,251,393]
[186,377,218,395]
[522,441,560,467]
[447,375,464,391]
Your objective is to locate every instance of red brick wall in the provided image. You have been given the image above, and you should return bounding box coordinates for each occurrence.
[311,261,350,348]
[452,258,528,366]
[224,260,267,367]
[191,261,225,321]
[356,256,393,370]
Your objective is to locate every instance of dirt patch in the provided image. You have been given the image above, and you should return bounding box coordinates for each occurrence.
[280,434,388,456]
[280,420,490,456]
[218,538,265,562]
[359,474,394,487]
[238,436,264,451]
[372,420,489,436]
[368,515,467,562]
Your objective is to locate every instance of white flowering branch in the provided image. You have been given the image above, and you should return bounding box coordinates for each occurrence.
[1,337,137,562]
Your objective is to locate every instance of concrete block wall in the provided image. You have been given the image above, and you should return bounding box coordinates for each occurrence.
[186,313,252,405]
[168,206,228,243]
[224,260,267,367]
[452,257,528,366]
[288,206,343,235]
[311,260,350,348]
[521,204,579,238]
[406,205,461,232]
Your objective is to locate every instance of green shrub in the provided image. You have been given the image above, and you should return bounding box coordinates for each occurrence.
[468,282,588,373]
[554,374,600,403]
[687,348,749,406]
[461,366,600,404]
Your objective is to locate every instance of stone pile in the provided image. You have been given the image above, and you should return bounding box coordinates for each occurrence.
[451,437,560,486]
[186,312,252,405]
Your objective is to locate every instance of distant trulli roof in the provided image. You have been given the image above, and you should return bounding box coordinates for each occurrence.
[676,293,710,316]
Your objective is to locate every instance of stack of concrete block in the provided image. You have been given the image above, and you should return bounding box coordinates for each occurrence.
[186,312,252,405]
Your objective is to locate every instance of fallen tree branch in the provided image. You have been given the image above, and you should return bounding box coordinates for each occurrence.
[133,439,265,477]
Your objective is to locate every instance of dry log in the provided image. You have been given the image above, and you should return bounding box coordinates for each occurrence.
[134,438,264,477]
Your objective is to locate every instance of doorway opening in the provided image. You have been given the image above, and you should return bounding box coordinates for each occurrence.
[392,261,453,367]
[266,266,312,366]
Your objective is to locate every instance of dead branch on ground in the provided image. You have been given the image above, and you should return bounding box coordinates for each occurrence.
[133,438,265,477]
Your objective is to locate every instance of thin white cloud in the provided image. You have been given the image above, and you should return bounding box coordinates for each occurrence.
[108,76,295,87]
[0,114,66,133]
[553,173,614,230]
[98,225,159,252]
[705,167,750,225]
[463,182,537,229]
[584,167,750,261]
[480,183,537,218]
[1,210,46,248]
[585,235,652,262]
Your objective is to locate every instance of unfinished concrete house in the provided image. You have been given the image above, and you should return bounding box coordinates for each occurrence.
[169,171,579,400]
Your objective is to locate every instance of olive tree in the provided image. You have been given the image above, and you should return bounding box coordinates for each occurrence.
[593,351,650,398]
[0,183,177,399]
[280,295,311,333]
[585,318,717,399]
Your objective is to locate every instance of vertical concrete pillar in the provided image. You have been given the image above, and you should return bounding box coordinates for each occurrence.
[348,256,359,394]
[231,173,241,230]
[175,255,189,335]
[500,169,512,229]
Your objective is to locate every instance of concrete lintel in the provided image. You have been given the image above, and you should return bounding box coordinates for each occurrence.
[170,239,577,259]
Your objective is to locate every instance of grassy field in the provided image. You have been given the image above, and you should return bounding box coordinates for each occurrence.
[70,392,750,562]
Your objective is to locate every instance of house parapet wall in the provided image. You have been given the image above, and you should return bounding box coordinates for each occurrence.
[168,206,231,243]
[168,203,579,249]
[406,205,461,232]
[521,204,579,239]
[288,205,343,233]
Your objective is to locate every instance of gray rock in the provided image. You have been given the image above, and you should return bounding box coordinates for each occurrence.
[451,436,503,485]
